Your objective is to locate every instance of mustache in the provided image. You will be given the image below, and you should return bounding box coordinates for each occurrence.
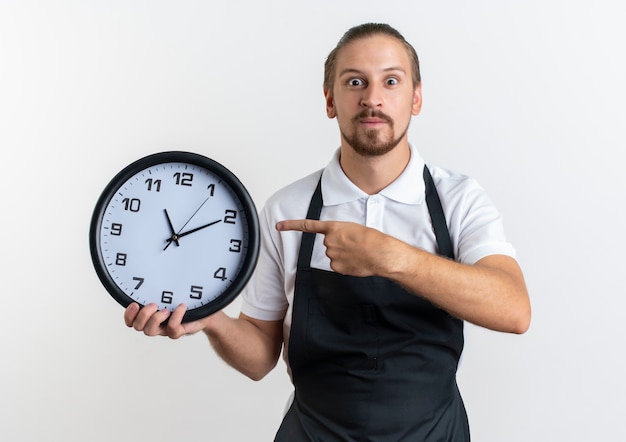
[354,109,393,124]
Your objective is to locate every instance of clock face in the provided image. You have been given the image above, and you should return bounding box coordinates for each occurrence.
[90,152,259,323]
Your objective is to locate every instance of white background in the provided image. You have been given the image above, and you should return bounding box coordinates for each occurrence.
[1,1,624,441]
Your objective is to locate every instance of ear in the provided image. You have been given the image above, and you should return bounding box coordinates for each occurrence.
[411,83,423,116]
[324,89,336,119]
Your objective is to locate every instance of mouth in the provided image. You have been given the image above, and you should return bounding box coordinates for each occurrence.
[360,117,387,125]
[355,111,393,127]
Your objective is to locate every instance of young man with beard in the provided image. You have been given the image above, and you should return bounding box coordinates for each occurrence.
[125,23,531,441]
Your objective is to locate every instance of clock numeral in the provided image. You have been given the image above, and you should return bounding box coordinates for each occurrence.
[110,223,122,236]
[214,267,228,281]
[145,178,161,192]
[207,183,215,196]
[224,209,237,224]
[173,172,193,186]
[229,239,242,253]
[190,285,203,300]
[115,253,127,266]
[122,198,141,212]
[161,291,174,304]
[133,277,144,290]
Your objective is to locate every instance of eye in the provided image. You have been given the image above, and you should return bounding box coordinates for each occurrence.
[348,78,364,87]
[386,77,399,86]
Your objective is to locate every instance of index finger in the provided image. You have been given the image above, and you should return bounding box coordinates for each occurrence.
[276,219,330,234]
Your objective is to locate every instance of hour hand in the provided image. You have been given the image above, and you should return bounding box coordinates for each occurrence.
[164,209,180,249]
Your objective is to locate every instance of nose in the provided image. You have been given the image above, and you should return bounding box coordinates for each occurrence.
[360,84,383,108]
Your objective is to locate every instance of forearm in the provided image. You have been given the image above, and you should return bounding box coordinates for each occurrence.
[381,238,531,334]
[202,311,283,381]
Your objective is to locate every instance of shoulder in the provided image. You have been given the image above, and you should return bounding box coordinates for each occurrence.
[427,164,481,191]
[425,164,490,207]
[426,164,516,262]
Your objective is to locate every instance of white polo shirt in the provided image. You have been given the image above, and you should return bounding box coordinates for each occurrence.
[240,144,515,348]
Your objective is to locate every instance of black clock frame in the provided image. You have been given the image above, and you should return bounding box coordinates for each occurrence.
[89,151,260,323]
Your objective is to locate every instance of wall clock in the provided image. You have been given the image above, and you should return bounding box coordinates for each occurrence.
[89,151,259,323]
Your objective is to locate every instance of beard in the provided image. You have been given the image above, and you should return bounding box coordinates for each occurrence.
[340,109,408,157]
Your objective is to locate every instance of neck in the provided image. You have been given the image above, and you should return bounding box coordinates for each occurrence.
[339,141,411,195]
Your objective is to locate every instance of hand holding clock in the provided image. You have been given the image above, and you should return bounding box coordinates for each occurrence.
[124,295,285,383]
[93,152,282,383]
[124,302,212,338]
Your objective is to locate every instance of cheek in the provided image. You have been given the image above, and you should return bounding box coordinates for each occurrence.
[393,98,417,122]
[332,105,352,124]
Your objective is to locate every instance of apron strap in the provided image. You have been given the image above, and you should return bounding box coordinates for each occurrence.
[423,165,455,259]
[296,176,323,270]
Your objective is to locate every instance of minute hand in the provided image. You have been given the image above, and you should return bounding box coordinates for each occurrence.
[176,219,222,239]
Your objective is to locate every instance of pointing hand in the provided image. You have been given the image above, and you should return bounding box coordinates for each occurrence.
[276,219,399,277]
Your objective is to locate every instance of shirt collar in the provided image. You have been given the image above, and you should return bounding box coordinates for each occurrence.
[321,143,426,206]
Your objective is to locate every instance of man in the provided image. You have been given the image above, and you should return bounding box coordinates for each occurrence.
[125,23,531,441]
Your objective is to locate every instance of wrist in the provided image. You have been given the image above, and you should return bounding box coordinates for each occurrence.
[201,310,227,336]
[381,238,421,281]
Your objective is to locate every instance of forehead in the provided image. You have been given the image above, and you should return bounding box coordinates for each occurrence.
[335,34,411,75]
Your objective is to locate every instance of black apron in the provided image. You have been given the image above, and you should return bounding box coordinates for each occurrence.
[275,166,470,442]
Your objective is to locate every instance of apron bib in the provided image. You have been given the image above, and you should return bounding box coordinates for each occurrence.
[275,166,470,442]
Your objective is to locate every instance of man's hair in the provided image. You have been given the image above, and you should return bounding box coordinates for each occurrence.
[323,23,421,96]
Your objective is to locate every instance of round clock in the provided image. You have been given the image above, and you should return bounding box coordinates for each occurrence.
[89,151,260,323]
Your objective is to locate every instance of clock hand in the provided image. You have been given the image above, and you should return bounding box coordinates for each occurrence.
[176,219,222,239]
[175,194,212,236]
[163,209,180,249]
[164,219,223,249]
[164,193,213,250]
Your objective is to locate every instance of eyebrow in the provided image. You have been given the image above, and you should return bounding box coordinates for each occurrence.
[338,67,408,77]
